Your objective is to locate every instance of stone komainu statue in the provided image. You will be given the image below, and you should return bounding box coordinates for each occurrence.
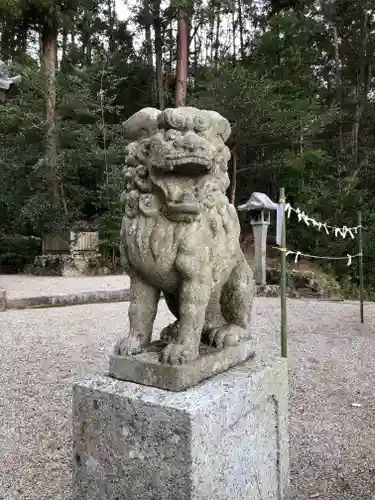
[115,106,255,365]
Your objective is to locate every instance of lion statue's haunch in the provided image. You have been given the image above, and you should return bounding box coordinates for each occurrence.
[114,106,255,365]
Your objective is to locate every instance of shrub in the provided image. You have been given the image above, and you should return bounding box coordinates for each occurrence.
[0,235,42,273]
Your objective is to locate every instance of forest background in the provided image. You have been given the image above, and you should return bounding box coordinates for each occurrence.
[0,0,374,295]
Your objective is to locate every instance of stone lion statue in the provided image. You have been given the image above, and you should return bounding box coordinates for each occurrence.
[114,106,255,365]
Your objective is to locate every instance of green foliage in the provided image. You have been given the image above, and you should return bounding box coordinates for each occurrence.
[0,234,41,273]
[0,0,375,293]
[95,165,124,258]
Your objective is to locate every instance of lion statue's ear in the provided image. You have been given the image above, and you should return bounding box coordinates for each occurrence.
[204,110,232,143]
[123,108,162,141]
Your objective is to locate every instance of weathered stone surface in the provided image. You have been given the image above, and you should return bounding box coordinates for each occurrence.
[114,106,255,370]
[109,339,255,391]
[73,357,289,500]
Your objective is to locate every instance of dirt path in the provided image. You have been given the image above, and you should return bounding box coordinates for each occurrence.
[0,274,130,299]
[0,298,374,499]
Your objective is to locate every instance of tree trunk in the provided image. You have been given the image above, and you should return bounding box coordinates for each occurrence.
[238,0,244,59]
[145,23,153,70]
[144,0,154,103]
[351,6,371,171]
[232,8,236,61]
[0,27,15,60]
[153,0,164,109]
[175,9,188,107]
[227,130,237,203]
[205,27,210,63]
[39,32,43,63]
[16,20,28,56]
[333,26,344,153]
[229,146,237,204]
[81,10,93,65]
[168,23,173,73]
[145,20,154,102]
[352,75,365,171]
[193,25,200,86]
[86,38,93,65]
[42,23,61,205]
[108,0,116,53]
[209,12,215,62]
[214,7,220,67]
[62,27,68,62]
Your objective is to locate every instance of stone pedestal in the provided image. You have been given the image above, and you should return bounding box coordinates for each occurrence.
[109,339,255,391]
[72,357,289,500]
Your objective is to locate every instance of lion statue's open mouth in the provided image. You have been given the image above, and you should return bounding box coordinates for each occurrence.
[115,106,255,366]
[164,155,211,172]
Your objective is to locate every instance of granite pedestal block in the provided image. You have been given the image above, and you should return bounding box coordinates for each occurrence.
[72,357,289,500]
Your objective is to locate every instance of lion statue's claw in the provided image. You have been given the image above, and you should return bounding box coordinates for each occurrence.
[160,343,199,365]
[114,337,143,357]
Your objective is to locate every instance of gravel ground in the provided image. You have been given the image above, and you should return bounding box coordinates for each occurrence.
[0,274,130,299]
[0,298,374,500]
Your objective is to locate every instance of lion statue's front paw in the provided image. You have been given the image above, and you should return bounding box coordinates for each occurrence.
[114,337,143,357]
[160,342,199,365]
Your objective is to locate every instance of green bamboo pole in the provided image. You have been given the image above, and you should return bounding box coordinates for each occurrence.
[358,212,364,324]
[279,187,287,358]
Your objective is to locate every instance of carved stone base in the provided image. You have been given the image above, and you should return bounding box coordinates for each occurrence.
[72,357,289,500]
[108,339,255,391]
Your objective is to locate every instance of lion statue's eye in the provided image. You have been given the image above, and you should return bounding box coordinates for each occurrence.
[166,129,178,140]
[136,165,148,177]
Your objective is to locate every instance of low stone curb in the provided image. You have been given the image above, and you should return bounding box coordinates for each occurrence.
[0,288,6,311]
[0,283,347,312]
[2,285,273,312]
[4,289,130,311]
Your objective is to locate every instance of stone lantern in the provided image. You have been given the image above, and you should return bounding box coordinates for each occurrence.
[238,192,278,286]
[0,60,22,104]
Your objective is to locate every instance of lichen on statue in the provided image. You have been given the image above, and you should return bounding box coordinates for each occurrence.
[115,106,255,365]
